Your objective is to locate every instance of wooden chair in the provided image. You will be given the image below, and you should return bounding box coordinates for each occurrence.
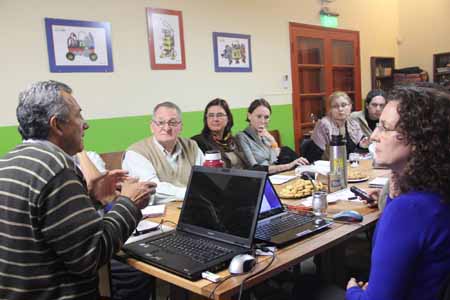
[269,129,282,146]
[98,262,112,300]
[439,273,450,300]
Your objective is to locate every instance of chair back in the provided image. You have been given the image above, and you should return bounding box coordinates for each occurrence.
[439,273,450,300]
[100,151,125,170]
[269,129,282,147]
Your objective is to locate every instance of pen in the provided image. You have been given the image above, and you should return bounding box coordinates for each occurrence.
[133,225,160,236]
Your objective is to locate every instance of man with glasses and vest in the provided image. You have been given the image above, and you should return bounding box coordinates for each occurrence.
[123,101,204,204]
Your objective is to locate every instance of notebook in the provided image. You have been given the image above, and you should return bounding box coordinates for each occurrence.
[123,166,267,280]
[255,179,332,246]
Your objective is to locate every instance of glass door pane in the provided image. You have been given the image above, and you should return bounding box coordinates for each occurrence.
[298,68,324,93]
[297,38,324,64]
[332,40,354,65]
[333,68,354,92]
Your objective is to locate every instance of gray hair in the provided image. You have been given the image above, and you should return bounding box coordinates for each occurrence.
[152,101,182,120]
[16,80,72,140]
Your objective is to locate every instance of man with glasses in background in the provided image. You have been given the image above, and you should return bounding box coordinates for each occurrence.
[123,102,204,204]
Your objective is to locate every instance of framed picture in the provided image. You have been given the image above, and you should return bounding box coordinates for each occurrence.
[146,8,186,70]
[44,18,113,72]
[213,32,252,72]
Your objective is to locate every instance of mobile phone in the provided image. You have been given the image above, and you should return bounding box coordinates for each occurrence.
[350,186,374,203]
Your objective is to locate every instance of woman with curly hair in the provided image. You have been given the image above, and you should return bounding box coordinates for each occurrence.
[346,86,450,300]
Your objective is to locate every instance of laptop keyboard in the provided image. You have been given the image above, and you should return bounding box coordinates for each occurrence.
[148,233,233,264]
[256,213,314,240]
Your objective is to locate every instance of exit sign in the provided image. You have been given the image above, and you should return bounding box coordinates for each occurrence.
[320,14,338,28]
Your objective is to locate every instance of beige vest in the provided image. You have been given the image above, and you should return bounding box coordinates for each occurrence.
[128,137,198,187]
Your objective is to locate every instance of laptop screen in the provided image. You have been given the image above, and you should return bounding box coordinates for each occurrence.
[179,166,266,247]
[260,179,283,213]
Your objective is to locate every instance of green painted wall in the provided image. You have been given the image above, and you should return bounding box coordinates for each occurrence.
[0,104,294,156]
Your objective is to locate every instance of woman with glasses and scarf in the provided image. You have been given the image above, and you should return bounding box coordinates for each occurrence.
[192,98,248,169]
[305,91,369,163]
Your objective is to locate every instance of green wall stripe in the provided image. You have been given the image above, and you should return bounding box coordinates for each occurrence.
[0,104,295,156]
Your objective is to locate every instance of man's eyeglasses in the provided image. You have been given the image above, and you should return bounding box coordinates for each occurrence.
[152,119,181,128]
[375,122,397,133]
[207,112,227,119]
[331,103,350,110]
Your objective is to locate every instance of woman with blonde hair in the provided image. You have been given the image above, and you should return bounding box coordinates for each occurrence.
[305,91,368,162]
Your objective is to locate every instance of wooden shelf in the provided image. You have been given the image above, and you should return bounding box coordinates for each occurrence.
[332,64,354,69]
[298,64,324,69]
[370,56,395,91]
[299,92,326,97]
[433,52,450,84]
[300,122,315,128]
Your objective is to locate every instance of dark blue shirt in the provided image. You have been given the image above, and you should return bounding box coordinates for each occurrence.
[346,191,450,300]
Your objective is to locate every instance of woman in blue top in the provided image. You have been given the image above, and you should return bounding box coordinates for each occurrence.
[346,86,450,300]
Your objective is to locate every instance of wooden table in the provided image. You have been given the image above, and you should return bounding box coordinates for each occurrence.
[125,161,390,300]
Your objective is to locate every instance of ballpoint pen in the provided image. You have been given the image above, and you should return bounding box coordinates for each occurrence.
[133,225,160,236]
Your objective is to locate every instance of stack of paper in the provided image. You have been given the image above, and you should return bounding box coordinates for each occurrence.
[269,174,296,185]
[141,204,166,218]
[125,220,173,245]
[369,177,389,188]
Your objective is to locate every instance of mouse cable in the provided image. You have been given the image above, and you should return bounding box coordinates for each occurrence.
[208,247,274,300]
[237,247,276,300]
[208,274,233,299]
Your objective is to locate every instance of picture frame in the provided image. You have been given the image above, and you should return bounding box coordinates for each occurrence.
[212,32,252,72]
[44,18,114,73]
[146,8,186,70]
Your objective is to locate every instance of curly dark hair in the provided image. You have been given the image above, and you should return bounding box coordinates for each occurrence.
[201,98,234,137]
[387,86,450,202]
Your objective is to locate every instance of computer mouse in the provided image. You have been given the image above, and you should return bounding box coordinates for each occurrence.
[314,218,326,226]
[228,254,256,275]
[332,210,363,222]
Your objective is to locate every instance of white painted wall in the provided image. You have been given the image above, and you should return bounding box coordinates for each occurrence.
[0,0,401,126]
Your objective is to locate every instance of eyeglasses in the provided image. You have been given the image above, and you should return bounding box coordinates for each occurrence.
[331,103,350,110]
[207,112,227,119]
[152,119,181,128]
[375,122,397,133]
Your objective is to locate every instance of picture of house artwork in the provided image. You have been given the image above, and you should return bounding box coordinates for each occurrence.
[221,42,247,65]
[215,33,251,71]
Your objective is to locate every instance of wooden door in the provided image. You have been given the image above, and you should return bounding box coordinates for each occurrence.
[289,23,361,152]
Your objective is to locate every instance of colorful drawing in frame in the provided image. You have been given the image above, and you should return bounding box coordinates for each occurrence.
[146,8,186,70]
[213,32,252,73]
[45,18,113,72]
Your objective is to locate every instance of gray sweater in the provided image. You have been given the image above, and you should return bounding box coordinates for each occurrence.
[0,141,141,299]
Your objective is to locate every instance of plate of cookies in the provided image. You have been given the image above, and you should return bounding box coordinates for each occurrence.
[347,168,369,183]
[278,179,325,199]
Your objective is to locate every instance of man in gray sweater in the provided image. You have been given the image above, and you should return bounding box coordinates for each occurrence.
[0,80,155,299]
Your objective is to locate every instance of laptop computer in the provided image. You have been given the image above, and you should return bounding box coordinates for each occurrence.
[255,179,332,247]
[123,166,267,280]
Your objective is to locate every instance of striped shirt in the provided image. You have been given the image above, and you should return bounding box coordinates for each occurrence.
[0,141,142,300]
